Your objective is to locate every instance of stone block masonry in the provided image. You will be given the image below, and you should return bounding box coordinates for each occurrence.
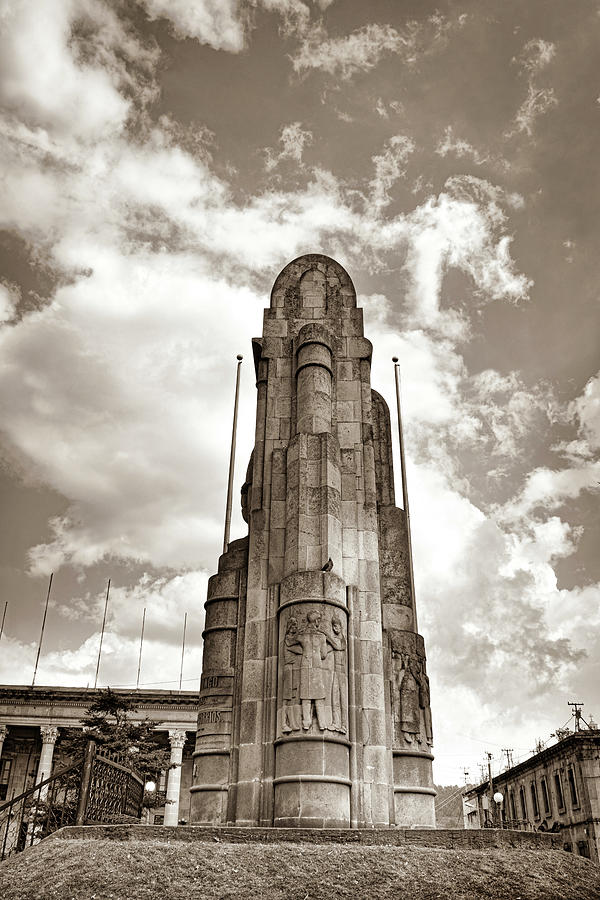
[191,255,435,828]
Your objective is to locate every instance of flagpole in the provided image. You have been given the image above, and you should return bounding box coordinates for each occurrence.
[179,612,187,692]
[136,607,146,690]
[32,574,53,687]
[392,357,418,630]
[94,579,111,689]
[223,355,243,554]
[0,601,7,641]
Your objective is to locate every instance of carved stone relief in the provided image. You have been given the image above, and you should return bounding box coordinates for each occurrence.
[279,605,348,736]
[389,630,433,749]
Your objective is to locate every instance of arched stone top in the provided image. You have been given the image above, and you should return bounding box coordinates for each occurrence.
[270,254,357,313]
[372,389,395,506]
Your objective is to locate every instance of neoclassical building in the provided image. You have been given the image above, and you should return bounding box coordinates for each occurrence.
[0,685,198,825]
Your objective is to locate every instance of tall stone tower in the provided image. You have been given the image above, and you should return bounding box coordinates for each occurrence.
[190,254,435,829]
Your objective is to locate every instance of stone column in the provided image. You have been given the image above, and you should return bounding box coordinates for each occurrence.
[164,730,186,826]
[36,725,59,798]
[0,724,8,760]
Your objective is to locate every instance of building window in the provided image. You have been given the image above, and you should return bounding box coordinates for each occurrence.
[519,786,527,820]
[567,766,579,807]
[0,758,11,802]
[577,840,590,859]
[509,789,516,822]
[530,782,540,819]
[540,775,551,815]
[554,772,565,811]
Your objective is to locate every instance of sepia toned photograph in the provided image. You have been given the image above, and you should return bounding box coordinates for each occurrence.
[0,1,598,897]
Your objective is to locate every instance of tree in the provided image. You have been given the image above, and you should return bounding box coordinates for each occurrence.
[59,688,174,797]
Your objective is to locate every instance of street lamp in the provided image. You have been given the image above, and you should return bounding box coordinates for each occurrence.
[493,791,504,828]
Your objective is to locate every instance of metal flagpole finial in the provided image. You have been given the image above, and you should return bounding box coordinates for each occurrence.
[223,354,243,554]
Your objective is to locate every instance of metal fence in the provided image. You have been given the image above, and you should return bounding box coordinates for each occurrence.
[0,741,144,860]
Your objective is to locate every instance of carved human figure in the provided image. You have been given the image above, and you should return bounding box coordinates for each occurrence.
[415,658,433,745]
[327,615,348,733]
[282,617,302,732]
[391,646,420,745]
[295,610,329,731]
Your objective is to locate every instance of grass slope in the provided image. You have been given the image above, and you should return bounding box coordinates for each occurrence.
[1,838,599,900]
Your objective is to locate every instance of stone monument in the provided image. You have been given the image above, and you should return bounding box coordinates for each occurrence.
[190,254,435,828]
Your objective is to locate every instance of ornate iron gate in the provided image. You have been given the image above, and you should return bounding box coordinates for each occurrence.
[0,741,144,860]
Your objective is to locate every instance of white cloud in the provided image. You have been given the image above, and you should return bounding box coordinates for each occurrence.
[436,126,488,165]
[0,0,157,141]
[516,38,556,75]
[369,135,415,211]
[500,463,600,524]
[400,176,531,331]
[566,372,600,455]
[512,84,558,137]
[499,373,600,522]
[0,571,207,689]
[507,37,558,138]
[435,126,512,173]
[292,21,412,78]
[264,122,313,171]
[139,0,248,52]
[0,283,19,323]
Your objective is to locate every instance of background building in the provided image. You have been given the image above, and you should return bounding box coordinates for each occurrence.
[463,729,600,861]
[0,685,197,826]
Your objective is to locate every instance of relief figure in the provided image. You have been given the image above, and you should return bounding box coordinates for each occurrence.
[282,616,302,732]
[327,615,348,734]
[391,647,420,745]
[415,658,433,745]
[295,610,329,731]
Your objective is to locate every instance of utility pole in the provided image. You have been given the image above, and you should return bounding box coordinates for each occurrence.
[568,700,585,731]
[486,752,494,826]
[502,748,513,770]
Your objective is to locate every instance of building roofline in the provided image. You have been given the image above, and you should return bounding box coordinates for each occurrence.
[463,731,600,797]
[0,684,199,706]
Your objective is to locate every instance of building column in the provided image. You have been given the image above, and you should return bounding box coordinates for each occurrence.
[164,730,186,826]
[0,724,8,761]
[36,725,59,798]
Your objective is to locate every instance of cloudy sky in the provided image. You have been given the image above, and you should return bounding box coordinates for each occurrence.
[0,0,598,785]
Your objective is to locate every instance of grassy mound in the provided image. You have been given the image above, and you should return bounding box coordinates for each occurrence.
[1,837,599,900]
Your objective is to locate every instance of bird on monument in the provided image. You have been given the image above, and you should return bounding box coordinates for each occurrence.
[322,558,333,572]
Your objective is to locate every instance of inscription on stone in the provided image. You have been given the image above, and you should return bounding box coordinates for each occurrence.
[197,709,222,724]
